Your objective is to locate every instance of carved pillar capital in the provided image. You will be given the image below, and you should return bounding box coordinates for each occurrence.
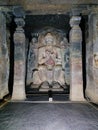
[70,16,82,44]
[70,16,81,27]
[15,18,25,32]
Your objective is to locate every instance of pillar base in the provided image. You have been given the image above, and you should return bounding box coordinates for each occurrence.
[12,83,26,101]
[70,85,85,101]
[86,89,98,103]
[0,84,9,99]
[70,96,85,102]
[12,95,26,101]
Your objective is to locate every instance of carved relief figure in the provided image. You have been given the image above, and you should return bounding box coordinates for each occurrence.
[27,36,38,84]
[94,53,98,68]
[32,32,65,90]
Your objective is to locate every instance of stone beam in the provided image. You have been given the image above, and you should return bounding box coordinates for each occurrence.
[18,0,98,7]
[0,2,98,15]
[0,0,98,6]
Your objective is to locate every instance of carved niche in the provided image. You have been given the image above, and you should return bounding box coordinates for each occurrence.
[27,28,70,91]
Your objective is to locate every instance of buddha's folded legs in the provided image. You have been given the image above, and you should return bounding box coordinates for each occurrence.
[53,67,65,85]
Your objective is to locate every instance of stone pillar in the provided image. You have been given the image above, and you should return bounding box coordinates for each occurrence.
[0,12,9,99]
[69,16,84,101]
[86,13,98,103]
[12,18,26,100]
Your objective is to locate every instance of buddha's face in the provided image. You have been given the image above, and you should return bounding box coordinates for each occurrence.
[46,38,53,45]
[46,43,53,51]
[45,33,54,46]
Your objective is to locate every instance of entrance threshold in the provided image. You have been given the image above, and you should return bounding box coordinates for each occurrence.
[10,100,87,104]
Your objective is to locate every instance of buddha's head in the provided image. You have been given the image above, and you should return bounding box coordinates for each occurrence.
[44,33,54,45]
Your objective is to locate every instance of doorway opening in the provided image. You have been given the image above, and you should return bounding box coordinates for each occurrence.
[25,14,70,101]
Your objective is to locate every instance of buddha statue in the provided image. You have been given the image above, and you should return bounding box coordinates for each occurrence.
[32,32,65,90]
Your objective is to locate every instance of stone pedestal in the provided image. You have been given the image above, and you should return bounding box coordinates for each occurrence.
[69,16,84,101]
[12,18,26,100]
[0,12,9,99]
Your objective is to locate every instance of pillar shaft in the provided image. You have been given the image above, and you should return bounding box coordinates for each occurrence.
[86,13,98,103]
[12,18,26,100]
[69,16,84,101]
[0,12,9,99]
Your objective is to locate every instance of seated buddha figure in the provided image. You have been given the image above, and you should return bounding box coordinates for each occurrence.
[32,32,65,89]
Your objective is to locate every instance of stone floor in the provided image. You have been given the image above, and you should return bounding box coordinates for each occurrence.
[0,102,98,130]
